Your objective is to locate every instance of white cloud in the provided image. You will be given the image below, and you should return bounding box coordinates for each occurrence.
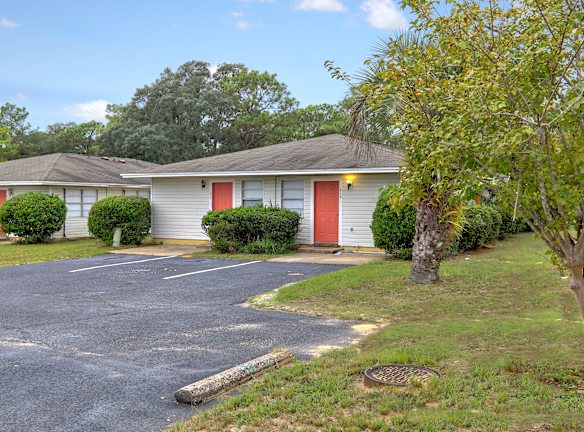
[64,99,109,123]
[235,20,260,30]
[361,0,408,29]
[15,93,27,101]
[296,0,346,12]
[0,17,18,28]
[231,11,245,17]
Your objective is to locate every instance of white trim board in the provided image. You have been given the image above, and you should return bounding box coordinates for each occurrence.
[121,167,400,179]
[0,181,150,188]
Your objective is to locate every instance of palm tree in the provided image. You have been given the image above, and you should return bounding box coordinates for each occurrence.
[342,32,462,284]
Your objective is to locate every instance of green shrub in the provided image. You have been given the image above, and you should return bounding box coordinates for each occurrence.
[206,220,237,253]
[245,239,290,254]
[202,206,300,254]
[0,192,67,243]
[499,210,515,239]
[87,196,151,246]
[453,205,504,253]
[371,186,416,256]
[482,206,502,243]
[513,217,531,233]
[454,206,489,252]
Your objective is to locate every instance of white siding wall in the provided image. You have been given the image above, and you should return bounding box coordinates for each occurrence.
[340,173,399,248]
[151,178,208,240]
[8,185,146,239]
[151,173,398,247]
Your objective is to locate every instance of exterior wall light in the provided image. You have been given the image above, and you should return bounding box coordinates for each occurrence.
[201,180,206,189]
[346,179,353,190]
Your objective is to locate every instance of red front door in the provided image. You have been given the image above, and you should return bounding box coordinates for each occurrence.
[314,181,339,244]
[212,182,233,211]
[0,190,6,235]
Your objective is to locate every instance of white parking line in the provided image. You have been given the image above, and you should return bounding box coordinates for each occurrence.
[163,260,262,280]
[69,255,178,273]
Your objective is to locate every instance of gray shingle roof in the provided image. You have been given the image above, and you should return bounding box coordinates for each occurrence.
[135,134,403,176]
[0,153,158,185]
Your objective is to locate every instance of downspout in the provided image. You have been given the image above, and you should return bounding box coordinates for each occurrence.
[274,176,278,207]
[63,188,67,238]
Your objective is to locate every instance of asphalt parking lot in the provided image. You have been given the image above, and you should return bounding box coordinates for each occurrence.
[0,254,357,432]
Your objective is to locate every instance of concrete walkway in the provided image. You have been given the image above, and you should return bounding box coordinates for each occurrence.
[110,244,210,257]
[269,252,385,265]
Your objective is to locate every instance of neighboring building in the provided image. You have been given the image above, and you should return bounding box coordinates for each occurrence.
[0,153,158,239]
[122,134,403,249]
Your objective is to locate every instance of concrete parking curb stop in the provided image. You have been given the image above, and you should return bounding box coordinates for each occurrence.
[174,349,294,405]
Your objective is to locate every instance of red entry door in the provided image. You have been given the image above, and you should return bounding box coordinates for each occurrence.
[212,182,233,211]
[314,181,339,244]
[0,190,6,235]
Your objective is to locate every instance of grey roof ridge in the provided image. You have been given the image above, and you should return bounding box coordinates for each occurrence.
[39,153,64,182]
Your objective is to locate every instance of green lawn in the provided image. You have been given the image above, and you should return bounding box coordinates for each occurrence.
[170,234,584,432]
[0,239,112,267]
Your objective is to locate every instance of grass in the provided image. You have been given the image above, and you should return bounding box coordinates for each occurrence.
[169,234,584,432]
[0,239,112,267]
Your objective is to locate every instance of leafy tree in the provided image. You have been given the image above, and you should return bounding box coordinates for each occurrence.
[334,31,475,284]
[17,131,57,158]
[47,122,76,135]
[0,127,10,161]
[98,61,304,162]
[55,121,104,154]
[215,65,298,152]
[280,103,348,141]
[98,61,221,163]
[0,103,31,161]
[342,0,584,320]
[402,0,583,319]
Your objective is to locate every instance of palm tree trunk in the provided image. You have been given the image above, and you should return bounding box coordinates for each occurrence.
[410,196,451,284]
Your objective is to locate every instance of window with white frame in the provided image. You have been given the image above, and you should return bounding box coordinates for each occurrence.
[242,180,263,207]
[281,180,304,216]
[124,189,150,199]
[65,189,97,217]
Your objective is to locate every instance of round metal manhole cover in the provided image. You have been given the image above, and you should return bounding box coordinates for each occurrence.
[364,364,441,387]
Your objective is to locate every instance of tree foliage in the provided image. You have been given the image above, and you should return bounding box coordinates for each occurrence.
[345,0,584,319]
[97,61,347,163]
[0,103,31,161]
[55,121,104,154]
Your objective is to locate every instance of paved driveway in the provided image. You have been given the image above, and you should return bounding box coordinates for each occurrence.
[0,254,356,432]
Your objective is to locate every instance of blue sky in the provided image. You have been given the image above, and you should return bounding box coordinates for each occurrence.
[0,0,411,129]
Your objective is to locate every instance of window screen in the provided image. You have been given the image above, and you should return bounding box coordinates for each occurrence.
[65,189,97,217]
[281,180,304,216]
[125,189,150,200]
[242,180,263,207]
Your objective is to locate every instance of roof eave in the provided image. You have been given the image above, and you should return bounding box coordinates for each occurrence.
[121,167,401,179]
[0,181,151,188]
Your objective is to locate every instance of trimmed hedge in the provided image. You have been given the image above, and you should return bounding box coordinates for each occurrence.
[201,206,301,254]
[452,205,509,253]
[88,196,151,245]
[0,192,67,243]
[370,186,528,259]
[371,186,416,257]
